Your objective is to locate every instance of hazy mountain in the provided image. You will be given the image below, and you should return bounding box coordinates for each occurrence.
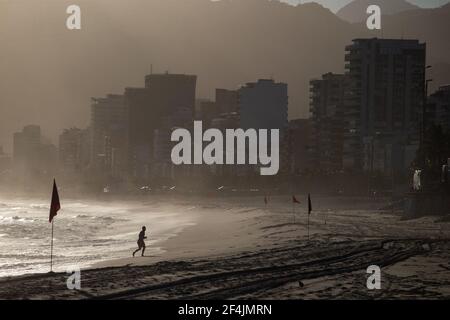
[282,0,353,13]
[282,0,449,13]
[337,0,420,23]
[0,0,449,151]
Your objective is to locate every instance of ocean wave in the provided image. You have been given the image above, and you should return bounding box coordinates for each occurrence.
[0,253,56,260]
[66,202,89,208]
[0,200,195,278]
[0,262,35,270]
[0,216,36,223]
[72,214,127,223]
[74,214,91,219]
[30,204,47,210]
[9,206,25,211]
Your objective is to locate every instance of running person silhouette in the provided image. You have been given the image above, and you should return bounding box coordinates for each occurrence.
[132,226,147,257]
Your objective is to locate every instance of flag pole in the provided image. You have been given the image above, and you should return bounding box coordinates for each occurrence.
[293,201,295,223]
[49,178,60,273]
[307,194,312,241]
[50,219,54,273]
[307,213,310,241]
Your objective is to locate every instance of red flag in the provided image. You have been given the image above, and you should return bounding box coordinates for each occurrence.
[292,195,301,204]
[49,179,61,223]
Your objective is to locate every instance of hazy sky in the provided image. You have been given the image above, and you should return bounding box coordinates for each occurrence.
[282,0,450,12]
[1,0,449,153]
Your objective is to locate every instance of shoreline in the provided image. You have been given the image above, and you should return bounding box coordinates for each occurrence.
[89,194,399,270]
[91,199,257,269]
[1,195,450,299]
[1,194,446,278]
[2,237,450,299]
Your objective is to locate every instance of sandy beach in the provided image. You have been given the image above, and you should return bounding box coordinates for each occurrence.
[1,195,450,300]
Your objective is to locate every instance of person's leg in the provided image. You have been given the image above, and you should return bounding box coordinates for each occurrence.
[133,244,141,257]
[141,244,146,257]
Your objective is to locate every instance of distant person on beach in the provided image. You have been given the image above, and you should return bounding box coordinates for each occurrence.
[132,226,147,257]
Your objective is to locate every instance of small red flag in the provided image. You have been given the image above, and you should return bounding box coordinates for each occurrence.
[292,195,301,204]
[49,179,61,223]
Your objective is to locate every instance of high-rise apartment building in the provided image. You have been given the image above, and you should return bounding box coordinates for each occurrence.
[343,38,426,174]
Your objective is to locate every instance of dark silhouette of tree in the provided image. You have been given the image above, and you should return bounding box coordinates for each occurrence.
[426,125,450,167]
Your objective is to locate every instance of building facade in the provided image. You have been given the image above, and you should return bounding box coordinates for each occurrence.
[91,94,128,179]
[427,85,450,133]
[59,128,83,173]
[126,73,196,183]
[238,79,288,131]
[0,146,11,175]
[216,89,239,114]
[310,73,347,172]
[343,38,426,174]
[284,119,314,175]
[13,125,57,180]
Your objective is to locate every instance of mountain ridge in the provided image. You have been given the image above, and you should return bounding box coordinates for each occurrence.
[0,0,449,151]
[337,0,420,23]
